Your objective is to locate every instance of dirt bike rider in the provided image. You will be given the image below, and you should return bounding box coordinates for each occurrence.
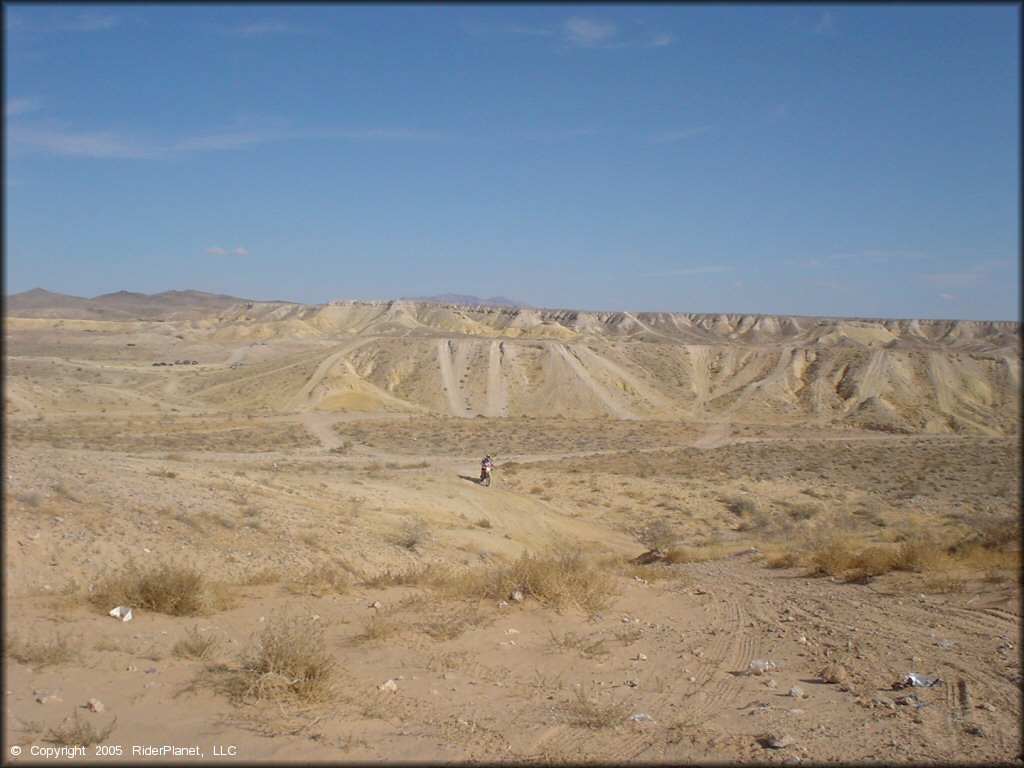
[480,454,494,481]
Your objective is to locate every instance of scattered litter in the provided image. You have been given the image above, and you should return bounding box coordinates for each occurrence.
[747,659,777,676]
[894,673,941,689]
[629,713,654,722]
[108,605,132,621]
[144,668,158,674]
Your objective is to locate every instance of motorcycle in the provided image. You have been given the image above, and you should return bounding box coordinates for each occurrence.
[480,464,492,487]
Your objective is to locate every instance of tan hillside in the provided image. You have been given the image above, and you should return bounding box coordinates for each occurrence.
[3,291,1020,764]
[5,296,1019,434]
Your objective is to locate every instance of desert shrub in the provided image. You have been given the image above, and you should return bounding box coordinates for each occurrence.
[46,712,116,747]
[636,519,678,552]
[564,686,631,728]
[233,617,336,703]
[448,551,615,615]
[764,551,799,569]
[89,561,220,616]
[361,564,442,588]
[393,517,431,551]
[723,495,758,516]
[6,632,79,666]
[891,535,946,573]
[285,564,351,596]
[172,626,219,660]
[549,631,609,659]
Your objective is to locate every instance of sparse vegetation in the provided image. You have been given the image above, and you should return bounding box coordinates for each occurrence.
[6,632,80,666]
[172,625,219,660]
[231,617,336,703]
[89,560,227,616]
[446,551,616,615]
[46,712,116,747]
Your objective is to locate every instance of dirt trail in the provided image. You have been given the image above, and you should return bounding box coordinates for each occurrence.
[554,344,636,419]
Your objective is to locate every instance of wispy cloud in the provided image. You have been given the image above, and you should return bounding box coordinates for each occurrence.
[205,246,250,256]
[6,97,44,117]
[563,17,619,48]
[644,265,733,278]
[940,292,955,301]
[7,127,165,159]
[652,125,713,144]
[466,16,670,50]
[57,12,122,33]
[828,249,926,262]
[227,20,318,39]
[813,12,836,37]
[9,121,468,160]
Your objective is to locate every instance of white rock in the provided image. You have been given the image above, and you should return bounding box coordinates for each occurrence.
[635,653,647,661]
[108,605,132,621]
[510,590,524,603]
[379,679,398,693]
[788,685,805,699]
[86,698,105,712]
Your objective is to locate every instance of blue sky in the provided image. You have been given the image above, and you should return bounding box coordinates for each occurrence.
[4,4,1020,320]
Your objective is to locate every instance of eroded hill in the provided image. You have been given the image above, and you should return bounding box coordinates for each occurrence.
[5,295,1020,434]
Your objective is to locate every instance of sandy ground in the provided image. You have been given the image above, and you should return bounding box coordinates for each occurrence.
[3,302,1021,764]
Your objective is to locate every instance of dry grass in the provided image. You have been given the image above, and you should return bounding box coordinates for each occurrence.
[45,712,116,747]
[89,560,229,616]
[446,552,616,615]
[172,626,220,660]
[549,631,609,659]
[564,686,631,728]
[230,617,336,704]
[6,632,80,667]
[284,564,352,596]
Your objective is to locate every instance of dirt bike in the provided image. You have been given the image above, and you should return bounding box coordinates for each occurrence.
[480,465,492,487]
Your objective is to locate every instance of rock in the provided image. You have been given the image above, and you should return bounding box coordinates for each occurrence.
[979,702,996,712]
[764,679,778,689]
[820,663,848,684]
[86,699,105,712]
[369,601,382,610]
[788,685,806,699]
[378,679,398,693]
[635,653,647,661]
[783,757,802,766]
[510,590,524,603]
[760,733,794,749]
[631,549,665,565]
[35,692,61,704]
[964,724,985,737]
[625,679,640,688]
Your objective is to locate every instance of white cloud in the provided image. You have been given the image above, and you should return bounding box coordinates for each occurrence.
[205,247,228,255]
[563,17,619,48]
[7,127,164,159]
[234,247,249,255]
[647,32,673,48]
[940,293,955,301]
[5,98,43,117]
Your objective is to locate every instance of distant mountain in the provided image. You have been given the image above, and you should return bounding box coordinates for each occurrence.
[4,288,258,320]
[401,293,530,308]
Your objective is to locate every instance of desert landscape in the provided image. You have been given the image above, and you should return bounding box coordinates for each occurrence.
[3,289,1020,764]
